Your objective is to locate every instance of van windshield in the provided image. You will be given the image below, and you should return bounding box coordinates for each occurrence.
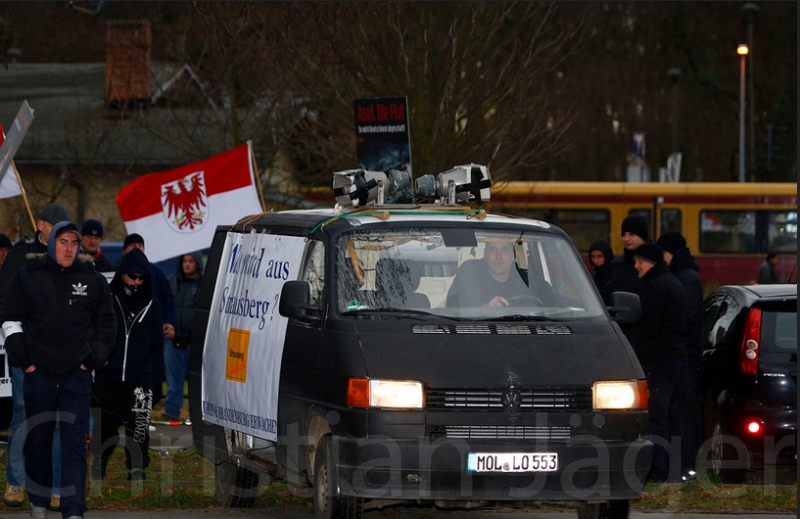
[335,228,606,320]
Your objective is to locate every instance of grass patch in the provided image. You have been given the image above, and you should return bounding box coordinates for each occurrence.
[634,478,797,512]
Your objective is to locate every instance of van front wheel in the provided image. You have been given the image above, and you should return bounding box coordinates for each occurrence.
[314,436,363,519]
[577,499,630,519]
[214,458,259,507]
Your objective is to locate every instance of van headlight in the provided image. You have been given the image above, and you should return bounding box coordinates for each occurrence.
[347,378,423,409]
[593,380,648,410]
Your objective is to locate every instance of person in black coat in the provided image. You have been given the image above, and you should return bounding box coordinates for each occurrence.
[601,214,648,305]
[588,239,614,303]
[627,243,686,483]
[91,247,164,482]
[657,231,704,481]
[1,221,116,518]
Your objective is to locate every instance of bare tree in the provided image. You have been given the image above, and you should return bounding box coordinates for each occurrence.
[276,2,589,184]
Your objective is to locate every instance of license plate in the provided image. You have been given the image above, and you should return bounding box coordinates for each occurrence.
[467,452,558,473]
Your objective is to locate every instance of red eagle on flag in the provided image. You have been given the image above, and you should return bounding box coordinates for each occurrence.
[161,172,207,230]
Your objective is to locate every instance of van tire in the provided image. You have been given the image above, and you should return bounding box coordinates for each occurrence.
[214,458,260,508]
[709,412,747,483]
[577,499,630,519]
[314,436,363,519]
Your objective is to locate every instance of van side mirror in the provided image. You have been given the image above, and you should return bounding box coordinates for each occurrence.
[279,281,320,323]
[608,291,641,323]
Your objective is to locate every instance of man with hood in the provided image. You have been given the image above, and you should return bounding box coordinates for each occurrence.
[0,204,71,511]
[657,231,704,481]
[1,221,116,519]
[627,242,686,483]
[164,251,203,421]
[588,239,614,303]
[602,214,649,305]
[91,247,164,483]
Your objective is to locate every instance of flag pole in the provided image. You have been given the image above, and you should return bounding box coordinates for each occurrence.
[10,161,36,233]
[247,140,267,212]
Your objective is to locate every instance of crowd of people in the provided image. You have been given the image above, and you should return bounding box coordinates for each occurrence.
[0,203,785,517]
[0,203,202,518]
[587,214,782,484]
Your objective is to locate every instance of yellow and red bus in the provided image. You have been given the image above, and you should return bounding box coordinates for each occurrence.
[489,182,797,288]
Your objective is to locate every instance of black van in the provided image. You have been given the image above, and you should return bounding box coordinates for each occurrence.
[188,167,652,519]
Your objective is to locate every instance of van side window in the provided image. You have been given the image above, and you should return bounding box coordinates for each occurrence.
[303,240,325,305]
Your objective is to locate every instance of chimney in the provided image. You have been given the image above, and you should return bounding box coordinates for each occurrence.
[105,20,151,110]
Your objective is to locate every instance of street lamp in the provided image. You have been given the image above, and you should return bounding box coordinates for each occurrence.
[737,44,748,183]
[742,3,759,179]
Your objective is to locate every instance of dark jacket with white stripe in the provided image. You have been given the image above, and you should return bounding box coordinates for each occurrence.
[96,248,164,383]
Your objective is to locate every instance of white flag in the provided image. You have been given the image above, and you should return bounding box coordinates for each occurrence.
[0,124,24,200]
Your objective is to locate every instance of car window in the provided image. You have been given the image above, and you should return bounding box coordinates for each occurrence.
[334,227,605,320]
[706,296,741,349]
[760,301,798,353]
[302,239,326,305]
[701,294,725,348]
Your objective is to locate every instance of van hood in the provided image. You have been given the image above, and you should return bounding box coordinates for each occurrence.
[338,319,643,388]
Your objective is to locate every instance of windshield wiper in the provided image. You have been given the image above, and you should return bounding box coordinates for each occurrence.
[343,308,434,320]
[493,314,569,322]
[343,308,473,321]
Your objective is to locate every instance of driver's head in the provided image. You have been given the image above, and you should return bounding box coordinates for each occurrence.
[484,241,515,282]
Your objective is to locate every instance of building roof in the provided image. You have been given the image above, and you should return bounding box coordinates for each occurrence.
[0,62,274,167]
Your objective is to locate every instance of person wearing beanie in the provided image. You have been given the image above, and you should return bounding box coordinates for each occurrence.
[0,204,72,511]
[601,213,649,305]
[588,239,614,303]
[91,247,164,483]
[80,219,115,273]
[628,241,686,483]
[1,221,115,518]
[0,233,11,269]
[656,231,704,481]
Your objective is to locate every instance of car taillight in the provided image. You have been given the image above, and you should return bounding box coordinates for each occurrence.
[738,307,762,375]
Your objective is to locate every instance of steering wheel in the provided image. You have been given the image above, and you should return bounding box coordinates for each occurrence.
[505,294,544,307]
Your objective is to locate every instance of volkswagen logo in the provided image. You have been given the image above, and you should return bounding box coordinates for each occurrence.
[502,388,521,413]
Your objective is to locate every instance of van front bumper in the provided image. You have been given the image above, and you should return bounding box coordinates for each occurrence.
[332,436,653,501]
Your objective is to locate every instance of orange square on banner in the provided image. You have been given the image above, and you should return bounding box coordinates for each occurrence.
[225,328,250,383]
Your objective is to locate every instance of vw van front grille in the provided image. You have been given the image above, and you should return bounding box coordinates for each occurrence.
[427,388,592,411]
[427,425,572,440]
[412,324,572,335]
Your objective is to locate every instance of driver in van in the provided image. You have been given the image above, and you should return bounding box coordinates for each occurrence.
[446,240,530,308]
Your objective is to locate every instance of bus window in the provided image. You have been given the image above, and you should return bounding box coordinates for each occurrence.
[660,208,682,235]
[699,210,757,253]
[509,209,610,252]
[768,211,797,253]
[550,210,610,252]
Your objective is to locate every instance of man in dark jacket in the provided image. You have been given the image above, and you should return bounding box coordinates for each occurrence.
[601,214,648,304]
[1,221,116,519]
[164,251,203,421]
[0,203,71,511]
[80,219,115,273]
[627,242,686,483]
[657,232,704,481]
[588,239,614,303]
[92,247,164,482]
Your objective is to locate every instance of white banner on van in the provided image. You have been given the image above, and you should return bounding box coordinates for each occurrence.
[201,231,306,441]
